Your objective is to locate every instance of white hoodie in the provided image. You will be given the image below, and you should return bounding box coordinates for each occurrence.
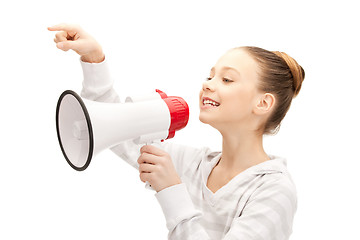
[80,59,297,240]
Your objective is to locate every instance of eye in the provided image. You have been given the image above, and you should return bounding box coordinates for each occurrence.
[206,77,212,81]
[223,78,233,83]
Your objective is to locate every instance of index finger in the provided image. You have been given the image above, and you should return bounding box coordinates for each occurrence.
[47,23,82,33]
[140,145,167,156]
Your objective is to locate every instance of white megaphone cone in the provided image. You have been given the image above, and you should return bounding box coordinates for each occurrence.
[56,89,189,171]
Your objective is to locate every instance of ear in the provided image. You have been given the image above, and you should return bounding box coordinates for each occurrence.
[253,93,275,115]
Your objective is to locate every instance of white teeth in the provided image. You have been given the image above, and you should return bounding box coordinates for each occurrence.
[203,99,220,106]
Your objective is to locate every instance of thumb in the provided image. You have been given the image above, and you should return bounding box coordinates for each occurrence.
[56,41,78,51]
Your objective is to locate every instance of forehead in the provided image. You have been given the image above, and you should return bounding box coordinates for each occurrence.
[213,49,259,77]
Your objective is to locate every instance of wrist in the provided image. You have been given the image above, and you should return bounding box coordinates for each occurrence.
[157,180,182,193]
[81,49,105,63]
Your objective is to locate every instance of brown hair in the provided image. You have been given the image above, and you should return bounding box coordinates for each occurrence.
[240,46,305,134]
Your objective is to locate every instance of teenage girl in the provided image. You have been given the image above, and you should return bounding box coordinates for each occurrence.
[49,23,304,240]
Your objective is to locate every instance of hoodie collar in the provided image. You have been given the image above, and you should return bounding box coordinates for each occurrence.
[249,155,288,175]
[204,151,288,176]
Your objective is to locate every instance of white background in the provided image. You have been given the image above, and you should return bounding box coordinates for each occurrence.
[1,0,359,239]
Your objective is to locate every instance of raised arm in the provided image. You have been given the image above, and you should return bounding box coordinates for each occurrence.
[49,23,117,102]
[48,23,198,201]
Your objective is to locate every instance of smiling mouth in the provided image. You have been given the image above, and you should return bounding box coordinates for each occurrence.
[202,98,220,107]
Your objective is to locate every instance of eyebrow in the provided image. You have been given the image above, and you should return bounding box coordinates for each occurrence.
[210,66,241,76]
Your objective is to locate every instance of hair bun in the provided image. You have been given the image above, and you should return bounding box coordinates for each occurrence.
[273,51,305,97]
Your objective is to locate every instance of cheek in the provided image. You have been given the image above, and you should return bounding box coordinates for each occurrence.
[222,88,255,115]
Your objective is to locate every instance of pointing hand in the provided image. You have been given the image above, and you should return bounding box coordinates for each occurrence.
[48,23,105,63]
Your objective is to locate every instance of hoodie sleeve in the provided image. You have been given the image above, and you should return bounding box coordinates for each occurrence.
[155,183,210,240]
[80,58,120,103]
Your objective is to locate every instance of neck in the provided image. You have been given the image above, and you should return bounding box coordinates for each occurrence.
[219,129,269,172]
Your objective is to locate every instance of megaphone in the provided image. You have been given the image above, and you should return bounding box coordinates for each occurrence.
[56,89,189,171]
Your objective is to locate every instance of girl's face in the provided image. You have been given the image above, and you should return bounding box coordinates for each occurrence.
[199,49,263,132]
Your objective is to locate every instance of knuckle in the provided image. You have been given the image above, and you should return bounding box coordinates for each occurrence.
[141,145,149,152]
[148,174,155,182]
[55,32,63,38]
[138,155,145,164]
[139,173,146,182]
[138,153,145,161]
[139,164,146,172]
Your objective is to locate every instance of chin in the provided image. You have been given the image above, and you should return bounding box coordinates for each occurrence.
[199,112,215,125]
[199,112,208,123]
[199,115,207,124]
[199,114,222,133]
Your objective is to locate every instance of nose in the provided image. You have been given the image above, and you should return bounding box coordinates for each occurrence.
[202,79,215,92]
